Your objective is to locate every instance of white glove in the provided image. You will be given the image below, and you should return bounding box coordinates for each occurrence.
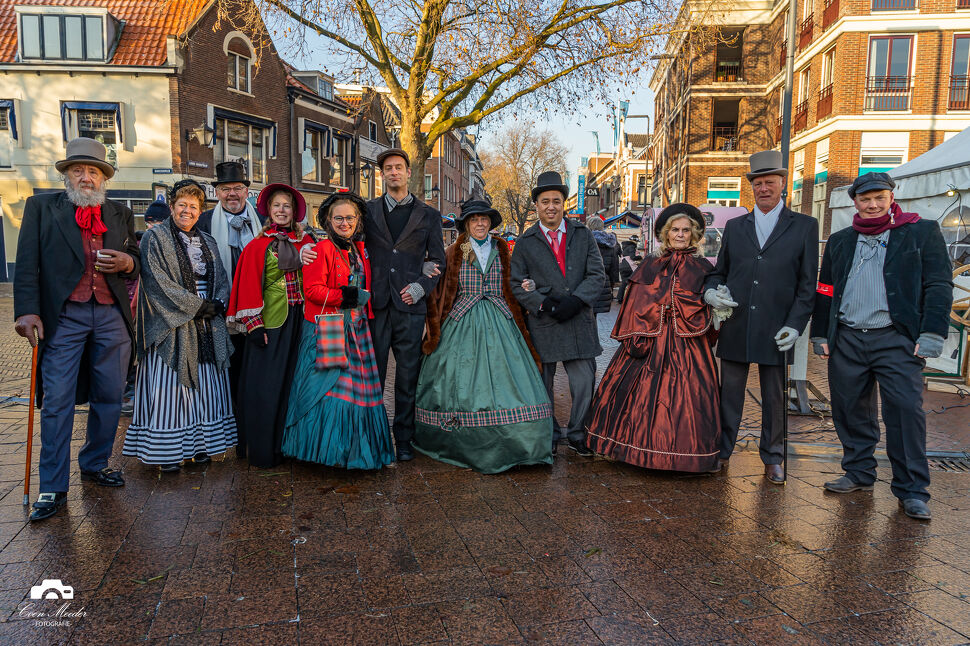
[774,326,799,352]
[704,285,738,309]
[521,279,536,292]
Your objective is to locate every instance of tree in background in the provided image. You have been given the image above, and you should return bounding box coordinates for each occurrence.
[481,123,568,235]
[239,0,711,194]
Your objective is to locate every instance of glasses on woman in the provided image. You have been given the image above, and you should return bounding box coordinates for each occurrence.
[332,216,359,224]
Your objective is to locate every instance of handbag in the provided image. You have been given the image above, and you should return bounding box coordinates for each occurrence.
[314,313,348,370]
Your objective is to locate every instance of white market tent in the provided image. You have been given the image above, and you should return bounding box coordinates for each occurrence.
[829,128,970,233]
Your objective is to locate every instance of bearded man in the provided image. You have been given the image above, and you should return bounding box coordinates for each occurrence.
[14,137,140,521]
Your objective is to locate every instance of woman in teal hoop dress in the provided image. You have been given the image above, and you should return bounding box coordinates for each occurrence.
[281,192,394,470]
[414,200,553,473]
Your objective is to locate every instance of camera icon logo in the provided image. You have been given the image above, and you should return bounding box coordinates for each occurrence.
[29,579,74,601]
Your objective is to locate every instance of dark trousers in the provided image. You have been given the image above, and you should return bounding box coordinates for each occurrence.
[541,358,596,444]
[718,359,785,465]
[39,300,131,492]
[227,332,246,446]
[829,325,930,501]
[372,307,425,448]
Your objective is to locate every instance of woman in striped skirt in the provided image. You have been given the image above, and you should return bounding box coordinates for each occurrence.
[123,180,236,472]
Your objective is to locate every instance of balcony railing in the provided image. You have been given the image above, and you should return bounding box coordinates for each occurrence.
[865,76,913,111]
[779,45,787,71]
[960,0,970,8]
[823,0,839,28]
[793,101,809,132]
[775,117,783,143]
[817,84,834,119]
[798,15,814,49]
[871,0,915,10]
[715,61,743,82]
[712,126,739,151]
[950,76,970,110]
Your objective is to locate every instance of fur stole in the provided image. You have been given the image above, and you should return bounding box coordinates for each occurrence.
[423,233,541,370]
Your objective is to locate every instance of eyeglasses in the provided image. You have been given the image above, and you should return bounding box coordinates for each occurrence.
[219,186,247,194]
[332,216,359,224]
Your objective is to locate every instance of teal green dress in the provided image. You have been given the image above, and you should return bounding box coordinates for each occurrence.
[414,239,553,474]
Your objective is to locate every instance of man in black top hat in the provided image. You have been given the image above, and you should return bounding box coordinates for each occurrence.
[510,171,606,456]
[811,172,951,520]
[366,148,447,461]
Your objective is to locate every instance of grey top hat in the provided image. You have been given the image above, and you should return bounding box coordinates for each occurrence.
[55,137,115,179]
[745,150,787,181]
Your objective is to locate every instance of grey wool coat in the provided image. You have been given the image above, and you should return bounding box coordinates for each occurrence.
[136,220,233,389]
[510,218,606,363]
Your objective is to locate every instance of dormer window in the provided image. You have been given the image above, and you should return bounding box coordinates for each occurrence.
[17,9,115,62]
[318,78,334,101]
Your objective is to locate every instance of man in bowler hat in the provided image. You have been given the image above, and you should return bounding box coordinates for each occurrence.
[14,137,140,521]
[812,172,951,520]
[511,171,606,456]
[705,150,819,483]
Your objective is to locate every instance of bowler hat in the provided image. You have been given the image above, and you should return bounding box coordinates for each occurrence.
[377,148,410,169]
[456,199,502,233]
[745,150,787,181]
[257,183,307,223]
[848,172,895,198]
[212,161,250,187]
[55,137,115,179]
[531,171,569,202]
[653,203,706,238]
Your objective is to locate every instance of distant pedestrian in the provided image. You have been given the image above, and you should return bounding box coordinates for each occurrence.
[587,204,730,472]
[705,150,818,483]
[414,199,553,473]
[585,216,619,314]
[616,238,639,303]
[226,184,316,468]
[812,172,952,521]
[511,171,606,457]
[123,180,236,473]
[14,137,140,521]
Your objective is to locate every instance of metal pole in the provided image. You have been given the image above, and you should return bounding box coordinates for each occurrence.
[780,0,799,206]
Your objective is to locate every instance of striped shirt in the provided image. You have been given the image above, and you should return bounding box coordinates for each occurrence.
[838,230,892,329]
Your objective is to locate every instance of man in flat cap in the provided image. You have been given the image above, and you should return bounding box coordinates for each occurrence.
[14,137,140,521]
[704,150,819,483]
[811,172,952,520]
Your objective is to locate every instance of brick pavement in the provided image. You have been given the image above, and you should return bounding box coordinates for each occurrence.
[0,294,968,644]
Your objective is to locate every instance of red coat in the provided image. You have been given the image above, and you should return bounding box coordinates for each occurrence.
[302,239,373,321]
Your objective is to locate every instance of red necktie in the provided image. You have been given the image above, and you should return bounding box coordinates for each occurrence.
[547,230,561,255]
[75,206,107,236]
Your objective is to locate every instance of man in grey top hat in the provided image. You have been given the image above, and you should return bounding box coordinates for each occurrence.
[811,172,952,520]
[14,137,140,521]
[704,150,819,483]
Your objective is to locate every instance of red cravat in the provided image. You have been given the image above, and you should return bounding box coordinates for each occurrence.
[75,206,107,236]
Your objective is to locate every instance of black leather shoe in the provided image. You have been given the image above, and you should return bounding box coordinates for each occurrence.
[764,464,785,484]
[193,452,211,464]
[551,441,559,456]
[396,446,415,462]
[899,498,931,520]
[29,492,67,522]
[80,467,125,487]
[235,444,247,459]
[159,463,181,473]
[824,475,873,493]
[567,440,594,457]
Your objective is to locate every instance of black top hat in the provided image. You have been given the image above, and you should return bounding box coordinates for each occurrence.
[531,171,569,202]
[653,203,706,238]
[212,161,251,187]
[456,199,502,233]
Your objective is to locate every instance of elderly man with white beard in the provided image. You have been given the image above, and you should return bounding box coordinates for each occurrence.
[14,137,140,521]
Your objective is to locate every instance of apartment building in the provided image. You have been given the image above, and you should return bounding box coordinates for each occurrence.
[581,130,653,223]
[650,0,970,236]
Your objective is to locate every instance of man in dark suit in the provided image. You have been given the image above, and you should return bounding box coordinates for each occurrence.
[510,171,606,456]
[705,150,819,483]
[14,137,140,521]
[366,148,446,461]
[811,172,952,520]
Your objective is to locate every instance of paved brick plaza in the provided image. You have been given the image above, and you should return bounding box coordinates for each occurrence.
[0,294,968,644]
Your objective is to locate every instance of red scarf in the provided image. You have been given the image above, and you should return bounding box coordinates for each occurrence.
[852,202,920,236]
[75,205,107,235]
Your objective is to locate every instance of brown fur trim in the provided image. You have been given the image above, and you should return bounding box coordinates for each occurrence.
[421,234,542,371]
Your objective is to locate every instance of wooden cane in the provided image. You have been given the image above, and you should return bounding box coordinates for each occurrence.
[23,331,38,506]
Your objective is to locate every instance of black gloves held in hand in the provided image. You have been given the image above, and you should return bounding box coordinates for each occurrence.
[340,285,359,309]
[195,299,223,320]
[550,295,584,322]
[247,331,268,347]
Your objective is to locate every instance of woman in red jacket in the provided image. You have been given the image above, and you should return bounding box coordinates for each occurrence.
[282,192,394,469]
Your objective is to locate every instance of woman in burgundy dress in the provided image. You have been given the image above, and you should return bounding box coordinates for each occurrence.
[586,204,731,472]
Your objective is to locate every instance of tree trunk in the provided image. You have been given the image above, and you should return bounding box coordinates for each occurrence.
[398,115,431,197]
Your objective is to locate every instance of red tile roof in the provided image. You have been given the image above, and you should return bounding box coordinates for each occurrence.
[0,0,212,66]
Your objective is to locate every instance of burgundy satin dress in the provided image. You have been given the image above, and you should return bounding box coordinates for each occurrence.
[586,248,721,472]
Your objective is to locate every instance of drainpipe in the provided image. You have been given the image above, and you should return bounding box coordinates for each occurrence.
[288,93,296,189]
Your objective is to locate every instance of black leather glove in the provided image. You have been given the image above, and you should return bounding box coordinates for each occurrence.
[195,300,219,320]
[551,295,584,322]
[340,285,359,309]
[247,331,268,347]
[540,296,560,316]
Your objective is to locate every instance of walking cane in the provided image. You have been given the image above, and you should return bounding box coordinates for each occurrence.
[23,330,38,506]
[781,347,791,485]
